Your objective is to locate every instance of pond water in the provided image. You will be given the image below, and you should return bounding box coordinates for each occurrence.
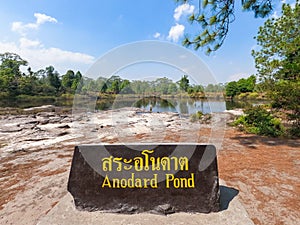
[0,97,267,115]
[95,97,263,115]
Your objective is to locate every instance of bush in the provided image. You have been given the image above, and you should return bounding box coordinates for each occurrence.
[237,92,248,99]
[288,125,300,138]
[248,92,259,99]
[0,92,9,98]
[190,111,204,122]
[233,105,285,137]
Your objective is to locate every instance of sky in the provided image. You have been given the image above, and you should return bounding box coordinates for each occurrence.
[0,0,294,83]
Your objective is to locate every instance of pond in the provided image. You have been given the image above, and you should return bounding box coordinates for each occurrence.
[93,97,265,115]
[0,96,267,115]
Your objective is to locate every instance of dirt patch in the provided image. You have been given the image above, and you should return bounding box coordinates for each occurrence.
[57,154,73,159]
[163,131,181,142]
[218,128,300,225]
[38,168,68,177]
[0,159,51,210]
[135,133,150,139]
[100,137,119,143]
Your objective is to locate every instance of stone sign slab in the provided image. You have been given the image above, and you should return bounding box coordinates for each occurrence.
[67,144,220,214]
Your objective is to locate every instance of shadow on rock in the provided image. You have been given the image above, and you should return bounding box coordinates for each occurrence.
[219,185,239,211]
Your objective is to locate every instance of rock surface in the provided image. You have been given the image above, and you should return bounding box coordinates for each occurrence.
[37,180,254,225]
[0,106,299,225]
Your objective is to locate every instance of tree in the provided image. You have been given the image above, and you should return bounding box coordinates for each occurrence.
[62,70,75,91]
[154,77,173,94]
[0,52,27,77]
[177,75,190,92]
[225,75,256,98]
[176,0,273,53]
[45,66,61,95]
[252,2,300,83]
[188,84,204,94]
[205,83,224,92]
[168,83,178,94]
[72,71,83,91]
[61,70,82,93]
[110,80,120,94]
[225,81,239,98]
[0,53,28,97]
[120,79,133,94]
[237,75,256,93]
[252,1,300,136]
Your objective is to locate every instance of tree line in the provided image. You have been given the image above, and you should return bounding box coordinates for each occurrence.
[0,54,227,98]
[232,2,299,137]
[0,52,83,98]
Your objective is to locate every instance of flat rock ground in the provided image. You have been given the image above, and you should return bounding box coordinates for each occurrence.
[0,107,299,225]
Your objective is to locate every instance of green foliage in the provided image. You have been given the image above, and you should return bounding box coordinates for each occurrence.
[226,75,256,98]
[177,0,273,53]
[252,1,300,136]
[225,81,238,98]
[190,111,203,122]
[190,111,212,123]
[236,92,248,99]
[233,106,285,137]
[252,2,300,83]
[168,83,178,94]
[247,92,259,99]
[204,83,224,92]
[177,75,190,92]
[44,66,61,95]
[0,52,226,99]
[0,52,28,97]
[0,52,27,77]
[62,70,83,94]
[271,79,300,137]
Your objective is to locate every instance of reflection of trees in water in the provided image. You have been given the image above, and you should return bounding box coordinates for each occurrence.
[160,99,176,108]
[187,98,194,107]
[134,97,176,111]
[134,98,152,108]
[225,101,251,110]
[0,97,56,108]
[113,99,136,109]
[179,99,189,114]
[91,96,262,112]
[96,99,114,110]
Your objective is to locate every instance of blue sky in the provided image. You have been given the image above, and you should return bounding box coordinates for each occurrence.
[0,0,293,83]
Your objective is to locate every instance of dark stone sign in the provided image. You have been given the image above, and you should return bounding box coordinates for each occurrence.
[67,144,220,214]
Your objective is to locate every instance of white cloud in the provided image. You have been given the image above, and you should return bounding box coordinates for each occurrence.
[153,32,161,38]
[0,38,95,73]
[34,13,57,25]
[174,3,195,21]
[19,37,41,48]
[2,12,94,74]
[11,13,58,35]
[167,23,185,42]
[227,73,252,82]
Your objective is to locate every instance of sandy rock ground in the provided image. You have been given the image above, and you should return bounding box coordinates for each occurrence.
[0,107,299,225]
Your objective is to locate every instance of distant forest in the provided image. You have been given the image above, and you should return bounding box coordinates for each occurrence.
[0,52,260,100]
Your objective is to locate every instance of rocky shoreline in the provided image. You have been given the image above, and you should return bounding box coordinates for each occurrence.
[0,106,299,225]
[0,105,232,155]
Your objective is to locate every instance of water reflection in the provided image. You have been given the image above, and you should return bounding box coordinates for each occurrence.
[101,97,227,115]
[0,97,267,115]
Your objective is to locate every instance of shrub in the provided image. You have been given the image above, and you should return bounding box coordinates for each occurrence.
[237,92,248,99]
[248,92,259,99]
[233,105,285,137]
[190,111,204,122]
[288,125,300,138]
